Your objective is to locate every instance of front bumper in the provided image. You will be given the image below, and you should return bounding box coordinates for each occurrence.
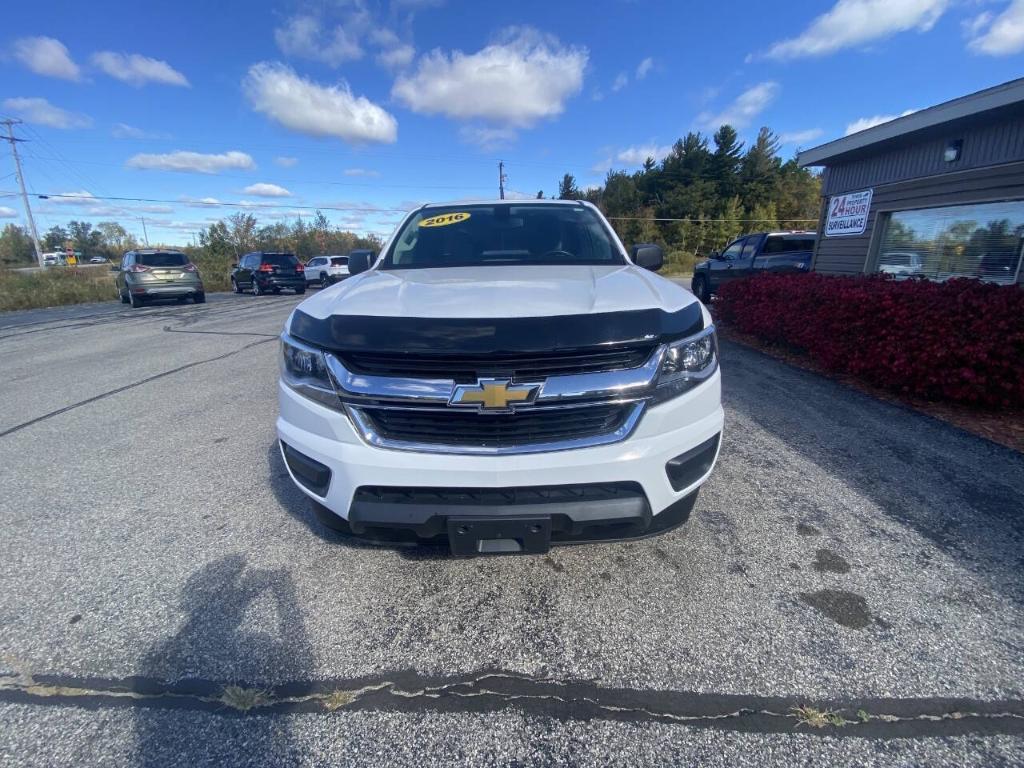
[276,369,723,550]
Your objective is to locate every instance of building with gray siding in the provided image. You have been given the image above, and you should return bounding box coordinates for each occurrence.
[798,78,1024,285]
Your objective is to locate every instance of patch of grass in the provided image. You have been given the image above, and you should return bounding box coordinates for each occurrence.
[0,266,119,312]
[791,704,848,729]
[321,689,355,711]
[219,684,273,712]
[857,708,871,723]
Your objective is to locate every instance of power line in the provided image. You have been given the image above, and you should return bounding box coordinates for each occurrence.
[0,190,409,214]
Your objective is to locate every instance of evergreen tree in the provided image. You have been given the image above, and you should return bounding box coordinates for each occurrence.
[557,173,580,200]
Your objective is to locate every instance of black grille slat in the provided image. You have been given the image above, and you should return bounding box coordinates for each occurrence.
[362,404,631,447]
[340,346,653,382]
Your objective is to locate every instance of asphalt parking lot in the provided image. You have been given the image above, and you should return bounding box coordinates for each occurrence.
[1,292,1022,767]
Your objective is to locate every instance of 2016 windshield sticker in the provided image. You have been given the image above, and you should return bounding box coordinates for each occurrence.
[419,212,471,228]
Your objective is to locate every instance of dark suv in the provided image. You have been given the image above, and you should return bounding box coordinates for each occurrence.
[231,252,306,296]
[114,249,205,308]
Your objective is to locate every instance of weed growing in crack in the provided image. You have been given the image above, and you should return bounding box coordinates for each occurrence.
[220,685,272,712]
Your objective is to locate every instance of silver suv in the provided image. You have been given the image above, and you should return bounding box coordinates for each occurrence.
[114,250,205,308]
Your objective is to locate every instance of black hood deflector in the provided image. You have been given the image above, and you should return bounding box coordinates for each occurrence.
[289,304,704,355]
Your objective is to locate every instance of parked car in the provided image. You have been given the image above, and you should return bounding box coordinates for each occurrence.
[88,256,107,264]
[231,252,306,296]
[878,251,925,277]
[114,249,205,308]
[277,200,722,556]
[691,231,817,303]
[975,251,1020,283]
[304,255,350,288]
[41,252,64,266]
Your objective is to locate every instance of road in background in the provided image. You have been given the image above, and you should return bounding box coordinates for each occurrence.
[1,294,1022,766]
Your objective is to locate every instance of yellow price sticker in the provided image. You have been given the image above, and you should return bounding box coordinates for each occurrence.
[419,212,471,228]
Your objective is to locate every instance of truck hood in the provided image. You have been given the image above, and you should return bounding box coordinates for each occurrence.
[296,264,697,320]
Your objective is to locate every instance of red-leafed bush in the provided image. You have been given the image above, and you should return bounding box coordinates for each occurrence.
[715,273,1024,408]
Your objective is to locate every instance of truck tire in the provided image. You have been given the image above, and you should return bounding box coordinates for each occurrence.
[692,275,710,304]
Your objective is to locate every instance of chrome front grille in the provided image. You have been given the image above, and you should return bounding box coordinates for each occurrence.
[355,402,635,450]
[317,340,666,455]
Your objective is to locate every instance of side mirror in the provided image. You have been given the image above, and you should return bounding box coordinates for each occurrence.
[109,265,119,272]
[348,251,373,275]
[709,250,721,260]
[231,262,238,269]
[631,244,663,272]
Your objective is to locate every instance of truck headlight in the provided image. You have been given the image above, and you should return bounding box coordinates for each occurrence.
[280,333,341,409]
[651,326,718,404]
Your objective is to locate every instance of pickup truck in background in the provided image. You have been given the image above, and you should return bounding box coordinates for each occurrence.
[690,231,817,303]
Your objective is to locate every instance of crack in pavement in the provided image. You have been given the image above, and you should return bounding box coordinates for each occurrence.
[1,669,1022,739]
[0,337,276,439]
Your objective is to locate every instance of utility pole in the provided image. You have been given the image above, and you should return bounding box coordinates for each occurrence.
[140,216,150,247]
[498,161,506,200]
[1,119,44,267]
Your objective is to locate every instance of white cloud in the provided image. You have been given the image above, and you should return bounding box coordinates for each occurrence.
[12,37,80,81]
[611,72,628,92]
[126,150,256,174]
[48,190,97,205]
[244,62,397,144]
[274,156,298,167]
[377,43,416,69]
[274,15,364,66]
[91,52,189,87]
[635,57,654,79]
[180,196,222,207]
[112,123,171,140]
[591,143,672,173]
[392,27,587,127]
[1,97,92,129]
[844,109,917,135]
[616,144,672,165]
[371,28,416,69]
[0,206,19,218]
[967,0,1024,55]
[697,82,779,130]
[343,168,381,177]
[242,182,292,197]
[759,0,947,60]
[779,128,824,144]
[459,125,518,149]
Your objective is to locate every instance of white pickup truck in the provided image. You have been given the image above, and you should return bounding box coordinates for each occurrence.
[277,200,723,556]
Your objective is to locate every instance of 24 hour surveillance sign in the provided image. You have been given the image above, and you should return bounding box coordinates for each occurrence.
[825,189,873,237]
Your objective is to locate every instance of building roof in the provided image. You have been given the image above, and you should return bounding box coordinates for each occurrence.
[798,77,1024,168]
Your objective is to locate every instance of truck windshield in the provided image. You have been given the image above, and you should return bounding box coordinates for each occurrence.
[381,204,625,270]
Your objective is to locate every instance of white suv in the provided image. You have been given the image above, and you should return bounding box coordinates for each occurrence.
[277,200,723,556]
[304,255,350,288]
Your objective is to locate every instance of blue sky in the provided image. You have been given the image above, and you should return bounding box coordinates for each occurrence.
[2,0,1023,245]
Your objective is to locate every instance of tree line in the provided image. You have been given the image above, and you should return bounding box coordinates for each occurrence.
[552,125,822,272]
[0,212,383,267]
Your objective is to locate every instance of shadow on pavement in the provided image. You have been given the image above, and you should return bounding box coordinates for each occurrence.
[133,555,313,766]
[266,441,452,561]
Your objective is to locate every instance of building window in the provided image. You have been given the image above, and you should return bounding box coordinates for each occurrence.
[876,200,1024,284]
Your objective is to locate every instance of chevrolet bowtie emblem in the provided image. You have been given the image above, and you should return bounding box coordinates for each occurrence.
[450,378,541,411]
